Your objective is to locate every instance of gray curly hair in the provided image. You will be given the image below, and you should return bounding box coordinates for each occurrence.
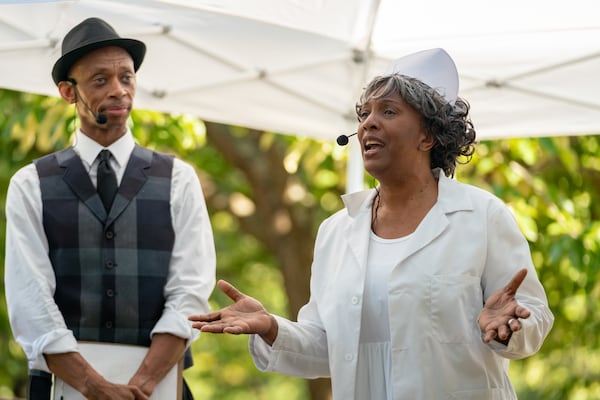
[356,74,476,177]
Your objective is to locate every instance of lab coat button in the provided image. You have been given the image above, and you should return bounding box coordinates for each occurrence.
[351,296,360,305]
[345,354,353,361]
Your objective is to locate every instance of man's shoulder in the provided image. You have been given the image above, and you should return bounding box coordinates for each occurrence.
[134,145,173,159]
[132,145,175,171]
[10,162,38,183]
[33,147,75,164]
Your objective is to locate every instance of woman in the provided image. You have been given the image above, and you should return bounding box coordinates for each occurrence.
[189,48,554,399]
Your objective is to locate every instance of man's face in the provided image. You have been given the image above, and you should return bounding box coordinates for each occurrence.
[68,46,136,131]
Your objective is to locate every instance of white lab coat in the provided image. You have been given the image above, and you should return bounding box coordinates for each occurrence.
[250,170,554,400]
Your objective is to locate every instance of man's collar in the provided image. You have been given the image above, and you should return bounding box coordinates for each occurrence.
[74,129,135,167]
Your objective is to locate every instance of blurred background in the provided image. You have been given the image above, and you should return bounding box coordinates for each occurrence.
[0,88,599,399]
[1,1,600,398]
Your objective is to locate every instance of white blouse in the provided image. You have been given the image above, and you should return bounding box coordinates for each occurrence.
[356,231,414,399]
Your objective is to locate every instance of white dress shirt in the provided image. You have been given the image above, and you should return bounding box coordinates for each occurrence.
[5,129,216,371]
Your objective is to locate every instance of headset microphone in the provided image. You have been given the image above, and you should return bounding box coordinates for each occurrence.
[336,132,357,146]
[94,112,108,125]
[67,78,108,124]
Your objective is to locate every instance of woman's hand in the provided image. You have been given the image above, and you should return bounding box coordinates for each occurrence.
[189,280,279,345]
[478,268,531,344]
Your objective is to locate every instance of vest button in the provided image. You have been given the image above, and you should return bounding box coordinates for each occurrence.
[105,231,114,239]
[105,260,114,269]
[106,289,115,297]
[105,321,113,328]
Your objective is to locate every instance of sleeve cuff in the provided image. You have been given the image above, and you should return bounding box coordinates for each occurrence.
[30,330,78,371]
[152,311,199,348]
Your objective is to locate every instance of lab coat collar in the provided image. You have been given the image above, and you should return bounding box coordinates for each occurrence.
[340,169,475,271]
[341,168,474,217]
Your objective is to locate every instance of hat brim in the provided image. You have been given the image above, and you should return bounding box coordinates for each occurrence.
[52,38,146,85]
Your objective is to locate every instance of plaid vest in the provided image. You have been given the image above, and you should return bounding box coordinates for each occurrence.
[34,145,175,347]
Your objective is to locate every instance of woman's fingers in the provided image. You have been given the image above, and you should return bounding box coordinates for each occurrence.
[503,268,528,296]
[218,279,246,302]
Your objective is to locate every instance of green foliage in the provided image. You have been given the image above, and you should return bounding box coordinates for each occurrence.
[457,136,600,399]
[0,90,73,398]
[1,87,599,399]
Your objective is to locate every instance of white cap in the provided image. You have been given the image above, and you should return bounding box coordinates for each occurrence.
[385,48,459,105]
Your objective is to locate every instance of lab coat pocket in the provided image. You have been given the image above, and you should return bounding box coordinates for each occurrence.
[430,274,481,344]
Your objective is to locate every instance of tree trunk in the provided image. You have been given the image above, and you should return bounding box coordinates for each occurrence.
[205,122,332,400]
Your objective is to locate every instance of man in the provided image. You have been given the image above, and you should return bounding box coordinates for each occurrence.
[4,18,215,399]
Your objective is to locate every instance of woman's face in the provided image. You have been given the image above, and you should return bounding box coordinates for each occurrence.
[356,90,433,182]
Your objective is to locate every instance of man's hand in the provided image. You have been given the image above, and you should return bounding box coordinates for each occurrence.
[128,333,186,397]
[84,380,149,400]
[45,352,148,400]
[189,280,278,345]
[478,268,531,344]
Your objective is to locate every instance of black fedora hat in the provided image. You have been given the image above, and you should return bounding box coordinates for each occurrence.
[52,17,146,85]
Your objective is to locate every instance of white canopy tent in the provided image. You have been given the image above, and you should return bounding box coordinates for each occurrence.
[1,0,599,190]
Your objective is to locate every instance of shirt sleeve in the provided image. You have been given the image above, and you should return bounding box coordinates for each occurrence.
[249,313,331,379]
[150,158,216,346]
[481,202,554,358]
[248,221,332,378]
[4,165,78,371]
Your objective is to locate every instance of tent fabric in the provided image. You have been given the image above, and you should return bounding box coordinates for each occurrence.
[0,0,599,142]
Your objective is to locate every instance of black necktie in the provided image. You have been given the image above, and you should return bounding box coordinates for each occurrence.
[97,149,117,211]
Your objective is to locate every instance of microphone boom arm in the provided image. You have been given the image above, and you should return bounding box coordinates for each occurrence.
[67,78,107,124]
[336,132,357,146]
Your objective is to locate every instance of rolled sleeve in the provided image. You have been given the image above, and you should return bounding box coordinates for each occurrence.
[5,165,80,371]
[482,203,554,358]
[153,159,216,345]
[30,331,79,371]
